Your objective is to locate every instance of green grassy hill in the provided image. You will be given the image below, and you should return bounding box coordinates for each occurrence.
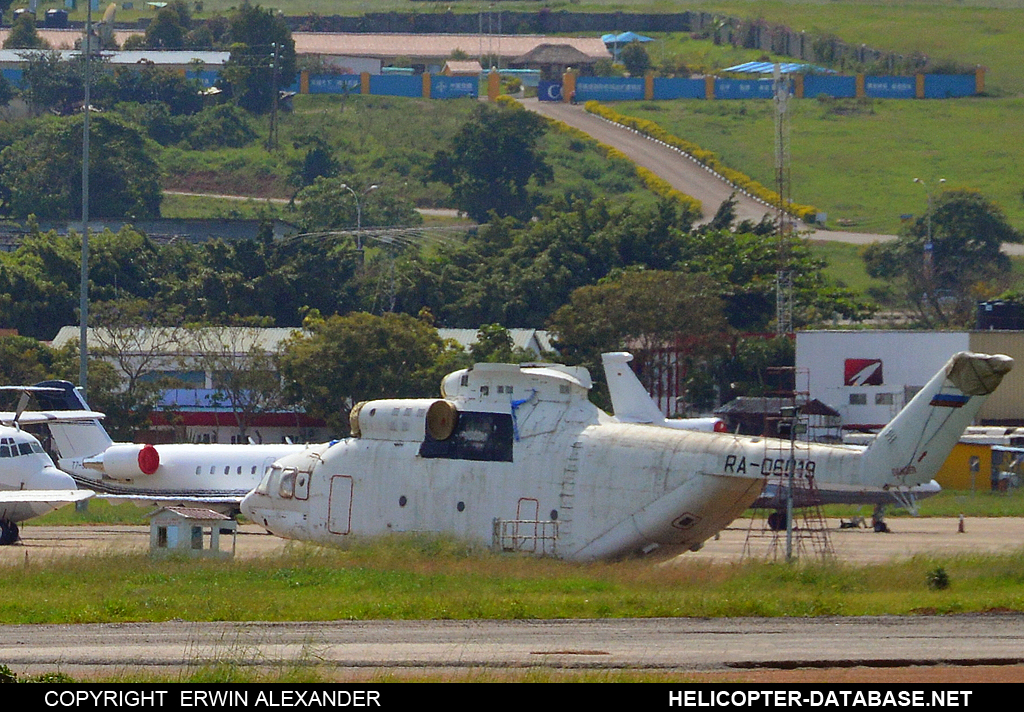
[615,96,1024,234]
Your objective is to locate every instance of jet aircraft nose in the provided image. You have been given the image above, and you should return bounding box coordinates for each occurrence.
[27,466,79,491]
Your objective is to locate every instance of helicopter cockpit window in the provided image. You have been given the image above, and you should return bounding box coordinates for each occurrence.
[278,469,296,499]
[255,466,277,496]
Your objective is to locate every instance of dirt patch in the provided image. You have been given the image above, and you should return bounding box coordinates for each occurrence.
[163,171,291,200]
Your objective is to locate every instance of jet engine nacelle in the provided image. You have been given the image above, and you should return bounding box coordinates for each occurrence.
[83,443,160,480]
[350,399,459,443]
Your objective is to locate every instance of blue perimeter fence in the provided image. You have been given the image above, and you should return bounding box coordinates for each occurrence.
[0,67,978,102]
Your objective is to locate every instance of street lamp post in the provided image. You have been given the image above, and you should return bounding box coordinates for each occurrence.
[340,183,379,262]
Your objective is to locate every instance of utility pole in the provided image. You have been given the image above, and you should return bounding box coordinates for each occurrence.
[267,42,279,151]
[914,177,945,290]
[79,0,94,398]
[773,63,793,338]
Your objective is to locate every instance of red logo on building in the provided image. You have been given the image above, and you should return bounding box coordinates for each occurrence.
[845,359,883,386]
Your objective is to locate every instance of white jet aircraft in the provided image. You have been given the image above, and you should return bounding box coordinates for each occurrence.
[242,351,1012,561]
[601,351,941,527]
[0,386,98,544]
[31,381,310,512]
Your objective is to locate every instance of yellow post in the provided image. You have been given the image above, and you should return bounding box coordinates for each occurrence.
[562,71,576,103]
[793,74,804,99]
[976,66,986,94]
[855,73,865,99]
[488,69,500,101]
[422,72,431,99]
[705,75,715,100]
[360,71,370,95]
[916,73,925,99]
[644,72,654,100]
[300,70,309,94]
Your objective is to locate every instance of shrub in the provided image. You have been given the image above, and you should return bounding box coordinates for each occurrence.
[926,566,950,590]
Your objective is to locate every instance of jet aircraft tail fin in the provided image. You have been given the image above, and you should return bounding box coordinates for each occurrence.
[859,352,1012,488]
[31,381,114,462]
[602,352,667,424]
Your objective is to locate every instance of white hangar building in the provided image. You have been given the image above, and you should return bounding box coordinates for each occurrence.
[796,330,1024,430]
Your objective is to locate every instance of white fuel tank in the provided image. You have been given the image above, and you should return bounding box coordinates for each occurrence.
[350,399,458,443]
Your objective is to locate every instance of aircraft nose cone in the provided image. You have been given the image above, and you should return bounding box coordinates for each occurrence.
[28,466,78,491]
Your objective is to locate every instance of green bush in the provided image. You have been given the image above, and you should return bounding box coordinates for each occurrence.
[184,104,259,150]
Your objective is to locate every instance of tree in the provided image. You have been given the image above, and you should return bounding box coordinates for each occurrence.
[50,339,150,441]
[295,178,422,233]
[186,326,285,442]
[19,51,88,115]
[469,324,536,363]
[548,270,730,407]
[111,61,204,115]
[0,334,57,385]
[863,189,1021,326]
[279,311,463,434]
[427,102,553,222]
[0,114,162,219]
[143,0,191,49]
[620,40,650,77]
[4,12,49,50]
[219,2,297,114]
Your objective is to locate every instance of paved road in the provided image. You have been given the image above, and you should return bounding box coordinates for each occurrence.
[4,519,1024,679]
[3,615,1023,678]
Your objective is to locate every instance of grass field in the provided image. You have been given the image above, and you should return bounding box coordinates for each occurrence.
[0,536,1021,626]
[613,97,1024,234]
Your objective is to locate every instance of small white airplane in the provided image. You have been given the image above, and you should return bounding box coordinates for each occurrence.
[0,386,99,544]
[601,351,941,527]
[242,351,1012,561]
[31,381,310,512]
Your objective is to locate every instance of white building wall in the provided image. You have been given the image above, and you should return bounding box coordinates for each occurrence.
[796,331,969,429]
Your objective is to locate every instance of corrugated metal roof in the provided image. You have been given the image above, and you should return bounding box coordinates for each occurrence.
[50,326,301,354]
[601,32,654,45]
[722,61,835,75]
[52,325,554,357]
[437,328,552,355]
[0,47,229,65]
[0,30,607,64]
[149,506,233,521]
[293,33,608,61]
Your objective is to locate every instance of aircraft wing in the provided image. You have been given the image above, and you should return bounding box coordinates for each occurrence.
[0,489,94,504]
[96,494,244,514]
[0,410,106,425]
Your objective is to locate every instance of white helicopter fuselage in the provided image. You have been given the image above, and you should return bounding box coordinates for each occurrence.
[242,353,1012,561]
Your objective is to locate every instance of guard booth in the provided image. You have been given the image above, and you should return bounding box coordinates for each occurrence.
[148,506,237,558]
